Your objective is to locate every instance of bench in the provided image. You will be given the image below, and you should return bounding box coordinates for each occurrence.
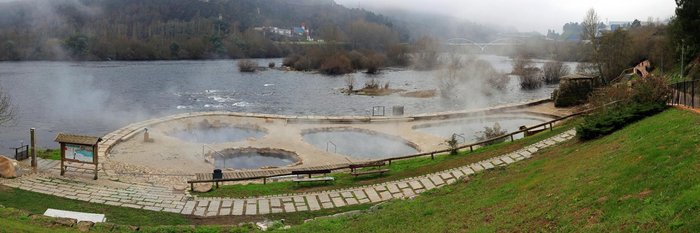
[349,162,389,177]
[291,176,335,184]
[290,169,334,184]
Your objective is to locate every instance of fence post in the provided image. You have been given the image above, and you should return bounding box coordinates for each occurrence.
[510,134,514,142]
[431,153,434,160]
[469,145,473,152]
[30,128,36,170]
[692,81,695,108]
[684,81,689,106]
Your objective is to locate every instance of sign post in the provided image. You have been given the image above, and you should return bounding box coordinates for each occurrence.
[55,133,102,180]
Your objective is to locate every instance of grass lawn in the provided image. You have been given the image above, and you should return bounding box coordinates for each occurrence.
[0,186,190,226]
[278,108,700,232]
[198,120,579,198]
[37,148,61,160]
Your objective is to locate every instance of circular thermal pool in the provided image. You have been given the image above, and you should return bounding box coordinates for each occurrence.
[166,120,266,144]
[413,114,552,142]
[210,148,300,170]
[302,128,419,160]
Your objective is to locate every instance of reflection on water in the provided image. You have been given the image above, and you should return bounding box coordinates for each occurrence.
[303,129,418,159]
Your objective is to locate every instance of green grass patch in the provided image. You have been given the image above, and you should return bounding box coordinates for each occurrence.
[37,148,61,160]
[199,119,579,198]
[0,187,190,226]
[275,108,700,232]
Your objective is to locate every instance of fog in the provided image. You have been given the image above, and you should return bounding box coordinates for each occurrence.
[335,0,676,33]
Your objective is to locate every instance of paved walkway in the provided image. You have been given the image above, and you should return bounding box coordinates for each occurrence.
[0,129,576,216]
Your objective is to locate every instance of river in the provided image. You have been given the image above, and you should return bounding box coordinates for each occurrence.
[0,55,568,155]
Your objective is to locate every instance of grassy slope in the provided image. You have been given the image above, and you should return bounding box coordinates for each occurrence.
[199,123,577,198]
[0,187,190,226]
[280,108,700,232]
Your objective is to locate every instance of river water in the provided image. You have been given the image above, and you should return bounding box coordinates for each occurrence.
[0,55,566,155]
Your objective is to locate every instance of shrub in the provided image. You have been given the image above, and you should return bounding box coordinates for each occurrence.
[283,54,300,67]
[293,56,313,71]
[347,50,367,70]
[345,76,355,93]
[237,59,257,72]
[576,102,667,140]
[475,123,508,145]
[268,62,275,68]
[519,67,544,89]
[320,53,353,75]
[577,75,670,140]
[543,61,570,84]
[445,134,460,155]
[364,53,387,74]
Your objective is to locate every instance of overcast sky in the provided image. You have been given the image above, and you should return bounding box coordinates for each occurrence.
[335,0,677,33]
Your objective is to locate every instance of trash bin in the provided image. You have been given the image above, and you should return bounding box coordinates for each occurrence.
[213,169,222,180]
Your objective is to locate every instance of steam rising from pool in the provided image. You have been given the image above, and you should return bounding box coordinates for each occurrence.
[212,148,299,169]
[167,123,266,144]
[303,128,418,160]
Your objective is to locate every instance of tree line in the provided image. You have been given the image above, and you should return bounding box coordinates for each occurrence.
[0,0,408,61]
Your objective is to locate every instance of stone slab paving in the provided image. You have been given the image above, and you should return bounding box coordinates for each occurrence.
[0,129,575,217]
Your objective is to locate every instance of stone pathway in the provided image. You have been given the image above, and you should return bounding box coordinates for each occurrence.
[0,129,576,217]
[1,174,189,214]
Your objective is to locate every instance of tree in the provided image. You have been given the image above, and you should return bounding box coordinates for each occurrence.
[63,34,90,59]
[412,36,441,70]
[597,29,634,82]
[631,19,642,28]
[671,0,700,70]
[581,9,600,42]
[0,86,14,126]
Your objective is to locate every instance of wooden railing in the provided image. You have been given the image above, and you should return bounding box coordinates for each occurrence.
[201,105,611,184]
[374,109,588,165]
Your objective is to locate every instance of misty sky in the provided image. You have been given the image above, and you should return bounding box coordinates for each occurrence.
[335,0,677,33]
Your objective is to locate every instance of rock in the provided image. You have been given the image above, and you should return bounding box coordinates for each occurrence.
[192,183,212,193]
[0,155,17,178]
[53,217,77,227]
[77,221,94,232]
[256,220,283,231]
[173,185,187,192]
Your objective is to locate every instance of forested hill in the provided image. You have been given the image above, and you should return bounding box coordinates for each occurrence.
[0,0,407,61]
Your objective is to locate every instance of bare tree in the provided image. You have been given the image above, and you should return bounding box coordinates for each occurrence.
[581,8,600,42]
[0,86,14,125]
[543,61,570,84]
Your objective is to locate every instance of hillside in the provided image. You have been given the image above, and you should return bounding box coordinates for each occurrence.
[1,108,698,232]
[280,108,700,232]
[0,0,406,60]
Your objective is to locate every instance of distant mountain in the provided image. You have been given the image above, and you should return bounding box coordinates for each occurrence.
[0,0,408,60]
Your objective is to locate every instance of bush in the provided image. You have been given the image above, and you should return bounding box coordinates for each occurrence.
[364,53,387,74]
[237,59,257,72]
[576,103,667,140]
[543,61,570,84]
[283,54,300,67]
[519,67,544,89]
[319,53,353,75]
[577,75,670,140]
[268,62,275,68]
[475,123,508,145]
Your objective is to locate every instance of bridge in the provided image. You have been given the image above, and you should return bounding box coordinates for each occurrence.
[444,38,526,52]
